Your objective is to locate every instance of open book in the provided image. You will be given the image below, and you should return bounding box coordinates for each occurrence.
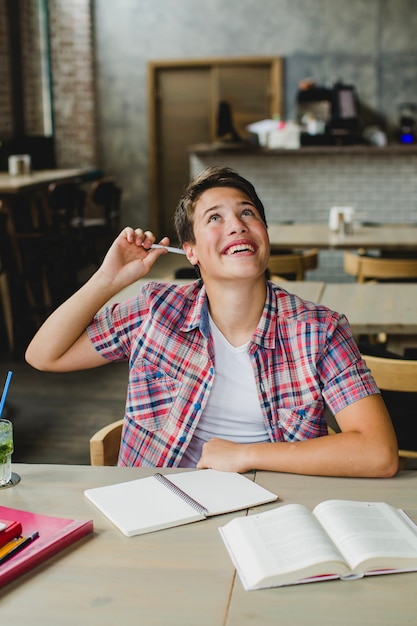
[219,499,417,590]
[85,469,277,536]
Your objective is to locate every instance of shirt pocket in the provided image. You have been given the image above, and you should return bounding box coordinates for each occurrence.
[127,360,180,432]
[276,400,327,441]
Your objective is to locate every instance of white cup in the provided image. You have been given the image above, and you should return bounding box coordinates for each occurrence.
[0,419,14,486]
[329,206,355,233]
[8,154,32,176]
[329,207,345,232]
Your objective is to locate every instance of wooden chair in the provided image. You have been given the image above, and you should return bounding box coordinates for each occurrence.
[90,419,124,466]
[344,251,417,283]
[48,181,86,233]
[48,180,89,297]
[90,177,122,234]
[82,177,122,264]
[329,353,417,465]
[362,354,417,463]
[268,248,319,281]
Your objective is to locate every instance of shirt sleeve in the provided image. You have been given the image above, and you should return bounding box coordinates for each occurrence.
[319,312,380,416]
[87,296,147,361]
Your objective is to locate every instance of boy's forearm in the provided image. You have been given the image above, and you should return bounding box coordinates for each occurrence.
[244,433,397,478]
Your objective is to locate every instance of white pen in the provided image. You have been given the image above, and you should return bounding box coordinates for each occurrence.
[150,244,186,255]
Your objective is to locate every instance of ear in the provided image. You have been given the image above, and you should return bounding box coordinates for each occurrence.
[183,242,199,266]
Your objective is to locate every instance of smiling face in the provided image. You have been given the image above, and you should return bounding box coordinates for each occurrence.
[182,186,270,283]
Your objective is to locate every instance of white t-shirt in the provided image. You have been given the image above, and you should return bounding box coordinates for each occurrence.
[179,316,269,467]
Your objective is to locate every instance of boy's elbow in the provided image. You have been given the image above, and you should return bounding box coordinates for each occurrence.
[375,445,399,478]
[377,459,399,478]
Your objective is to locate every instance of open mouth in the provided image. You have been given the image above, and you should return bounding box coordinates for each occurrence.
[225,243,256,255]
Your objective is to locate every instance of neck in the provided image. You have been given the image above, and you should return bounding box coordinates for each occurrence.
[205,277,267,346]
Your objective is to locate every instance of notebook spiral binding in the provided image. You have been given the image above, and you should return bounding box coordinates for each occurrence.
[154,473,209,516]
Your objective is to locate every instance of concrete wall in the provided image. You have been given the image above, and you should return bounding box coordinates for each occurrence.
[92,0,417,231]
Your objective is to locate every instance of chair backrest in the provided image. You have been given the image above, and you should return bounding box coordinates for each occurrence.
[90,177,122,233]
[90,419,123,466]
[268,248,318,281]
[48,181,86,230]
[344,251,417,283]
[362,354,417,393]
[362,354,417,460]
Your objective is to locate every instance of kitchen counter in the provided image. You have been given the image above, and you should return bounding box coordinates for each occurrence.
[189,142,417,156]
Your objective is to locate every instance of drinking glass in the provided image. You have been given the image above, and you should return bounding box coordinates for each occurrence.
[0,419,14,486]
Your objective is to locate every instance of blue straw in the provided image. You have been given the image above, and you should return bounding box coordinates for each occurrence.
[0,371,13,418]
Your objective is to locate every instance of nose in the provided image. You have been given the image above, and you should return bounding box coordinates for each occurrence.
[228,214,247,234]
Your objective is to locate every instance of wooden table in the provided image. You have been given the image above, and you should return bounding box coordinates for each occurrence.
[0,168,100,196]
[275,279,324,303]
[0,166,101,230]
[0,166,101,232]
[320,283,417,335]
[1,464,416,625]
[268,222,417,251]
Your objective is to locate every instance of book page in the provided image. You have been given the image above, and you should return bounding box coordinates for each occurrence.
[85,476,205,536]
[219,504,350,590]
[313,500,417,573]
[166,470,277,515]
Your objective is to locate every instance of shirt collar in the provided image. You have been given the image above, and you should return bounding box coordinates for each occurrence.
[180,280,279,347]
[179,281,211,338]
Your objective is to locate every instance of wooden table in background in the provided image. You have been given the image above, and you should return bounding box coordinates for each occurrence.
[0,168,100,196]
[320,283,417,335]
[1,464,416,625]
[268,222,417,251]
[0,167,101,231]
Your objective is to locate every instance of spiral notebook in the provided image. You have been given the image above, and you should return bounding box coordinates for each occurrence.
[84,469,278,536]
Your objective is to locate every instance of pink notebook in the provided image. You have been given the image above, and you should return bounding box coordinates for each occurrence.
[0,505,93,588]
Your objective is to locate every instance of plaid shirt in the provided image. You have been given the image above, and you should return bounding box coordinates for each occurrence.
[87,280,379,467]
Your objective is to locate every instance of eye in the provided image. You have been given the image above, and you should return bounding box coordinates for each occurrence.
[208,213,221,222]
[241,207,256,217]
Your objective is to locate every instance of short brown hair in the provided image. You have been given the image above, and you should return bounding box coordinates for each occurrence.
[174,166,267,245]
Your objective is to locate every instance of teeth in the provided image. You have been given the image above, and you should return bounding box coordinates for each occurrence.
[227,244,255,255]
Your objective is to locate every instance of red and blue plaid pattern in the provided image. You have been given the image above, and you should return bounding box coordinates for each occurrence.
[88,280,379,466]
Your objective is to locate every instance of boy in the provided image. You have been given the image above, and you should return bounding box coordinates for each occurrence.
[26,167,398,476]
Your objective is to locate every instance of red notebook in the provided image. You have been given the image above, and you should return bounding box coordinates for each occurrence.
[0,505,94,588]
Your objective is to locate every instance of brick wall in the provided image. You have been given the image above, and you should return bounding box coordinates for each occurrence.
[48,0,96,167]
[0,6,13,135]
[0,0,96,168]
[20,0,44,135]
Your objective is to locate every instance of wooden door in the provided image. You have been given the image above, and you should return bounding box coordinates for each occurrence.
[150,67,211,240]
[148,57,283,241]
